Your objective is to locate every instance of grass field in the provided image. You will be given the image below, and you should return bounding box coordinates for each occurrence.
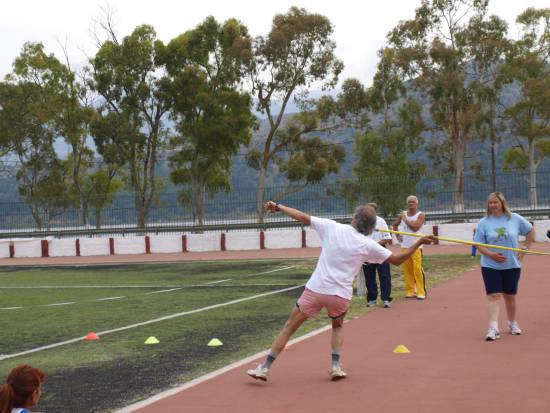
[0,255,479,412]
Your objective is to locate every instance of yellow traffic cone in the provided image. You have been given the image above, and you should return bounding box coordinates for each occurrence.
[207,338,223,347]
[144,336,159,345]
[393,344,410,354]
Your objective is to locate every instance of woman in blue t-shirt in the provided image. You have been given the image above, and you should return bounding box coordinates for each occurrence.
[474,192,535,341]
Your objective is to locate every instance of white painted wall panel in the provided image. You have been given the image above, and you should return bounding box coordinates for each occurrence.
[13,239,42,258]
[226,232,260,251]
[79,237,110,256]
[187,233,219,252]
[149,235,183,253]
[49,239,76,257]
[115,237,146,255]
[265,229,302,249]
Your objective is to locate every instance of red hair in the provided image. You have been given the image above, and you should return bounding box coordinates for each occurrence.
[0,365,46,413]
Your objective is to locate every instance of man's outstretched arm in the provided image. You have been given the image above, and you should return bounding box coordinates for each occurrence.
[265,201,311,226]
[386,235,436,266]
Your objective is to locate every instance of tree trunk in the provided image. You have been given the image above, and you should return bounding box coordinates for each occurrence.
[528,139,538,208]
[192,177,206,226]
[452,137,466,214]
[257,164,267,225]
[490,119,497,193]
[95,208,102,230]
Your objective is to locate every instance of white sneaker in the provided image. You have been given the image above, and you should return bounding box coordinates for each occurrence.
[383,300,392,308]
[508,321,522,335]
[247,364,269,381]
[367,300,377,307]
[485,326,501,341]
[329,365,347,381]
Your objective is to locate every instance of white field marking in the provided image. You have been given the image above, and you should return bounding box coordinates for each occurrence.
[0,284,304,362]
[114,323,333,413]
[241,265,295,278]
[145,288,183,295]
[1,307,23,310]
[95,296,125,301]
[202,278,232,285]
[0,265,296,290]
[43,302,76,307]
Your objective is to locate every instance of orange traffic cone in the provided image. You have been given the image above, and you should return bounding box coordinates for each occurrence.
[85,332,100,341]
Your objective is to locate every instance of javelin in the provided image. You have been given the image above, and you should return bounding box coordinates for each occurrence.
[377,228,550,256]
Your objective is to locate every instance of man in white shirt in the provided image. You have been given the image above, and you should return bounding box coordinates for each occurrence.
[247,201,435,382]
[362,202,393,308]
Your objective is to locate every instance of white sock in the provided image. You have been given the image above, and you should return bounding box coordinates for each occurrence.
[490,321,498,329]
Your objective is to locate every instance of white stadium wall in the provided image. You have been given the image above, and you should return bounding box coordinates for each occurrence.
[115,237,147,255]
[534,220,550,243]
[13,238,42,258]
[187,233,220,252]
[0,240,11,258]
[49,239,77,257]
[2,220,549,260]
[79,237,111,256]
[264,229,302,249]
[226,231,261,251]
[149,235,184,254]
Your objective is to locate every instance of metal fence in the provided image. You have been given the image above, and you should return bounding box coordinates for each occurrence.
[0,170,549,238]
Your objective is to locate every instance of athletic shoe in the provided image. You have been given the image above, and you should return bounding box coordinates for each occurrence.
[383,300,392,308]
[367,300,377,307]
[485,326,501,341]
[247,364,269,381]
[508,320,522,335]
[416,295,426,300]
[329,366,347,381]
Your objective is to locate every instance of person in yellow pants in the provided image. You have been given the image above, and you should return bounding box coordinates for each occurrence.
[392,195,427,299]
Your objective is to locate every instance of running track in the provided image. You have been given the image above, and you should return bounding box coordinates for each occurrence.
[3,244,550,412]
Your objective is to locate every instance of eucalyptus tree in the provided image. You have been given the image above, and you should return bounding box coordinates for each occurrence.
[0,80,71,230]
[165,17,255,225]
[90,25,171,227]
[244,7,343,222]
[387,0,500,213]
[501,7,550,208]
[10,42,97,225]
[461,14,510,191]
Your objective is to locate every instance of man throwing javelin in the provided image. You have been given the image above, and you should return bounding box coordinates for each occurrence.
[247,201,435,382]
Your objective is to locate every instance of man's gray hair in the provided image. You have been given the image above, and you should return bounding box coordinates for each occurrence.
[351,205,376,235]
[406,195,418,203]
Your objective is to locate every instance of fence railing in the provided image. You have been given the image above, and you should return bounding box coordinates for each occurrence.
[0,170,549,238]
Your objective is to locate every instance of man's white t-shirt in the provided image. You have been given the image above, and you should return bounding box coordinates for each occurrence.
[400,211,424,248]
[368,216,392,243]
[306,217,392,300]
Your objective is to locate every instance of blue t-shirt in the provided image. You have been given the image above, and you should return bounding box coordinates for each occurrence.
[474,213,532,269]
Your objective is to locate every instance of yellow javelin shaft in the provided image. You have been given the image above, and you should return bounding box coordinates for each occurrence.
[377,228,550,256]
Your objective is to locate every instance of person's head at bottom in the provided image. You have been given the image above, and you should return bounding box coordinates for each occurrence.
[0,364,46,413]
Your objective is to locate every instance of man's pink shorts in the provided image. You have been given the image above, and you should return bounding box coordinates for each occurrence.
[297,288,350,319]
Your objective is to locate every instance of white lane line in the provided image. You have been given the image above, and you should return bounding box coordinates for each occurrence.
[1,307,23,310]
[145,288,182,295]
[43,302,76,307]
[202,279,232,285]
[242,266,295,278]
[0,284,304,362]
[95,296,126,301]
[0,264,297,290]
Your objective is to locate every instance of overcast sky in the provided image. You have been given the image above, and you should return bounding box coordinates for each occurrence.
[1,0,548,87]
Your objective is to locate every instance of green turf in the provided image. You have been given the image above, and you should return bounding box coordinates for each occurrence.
[0,255,479,412]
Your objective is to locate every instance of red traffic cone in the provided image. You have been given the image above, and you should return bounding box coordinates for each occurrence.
[85,332,100,341]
